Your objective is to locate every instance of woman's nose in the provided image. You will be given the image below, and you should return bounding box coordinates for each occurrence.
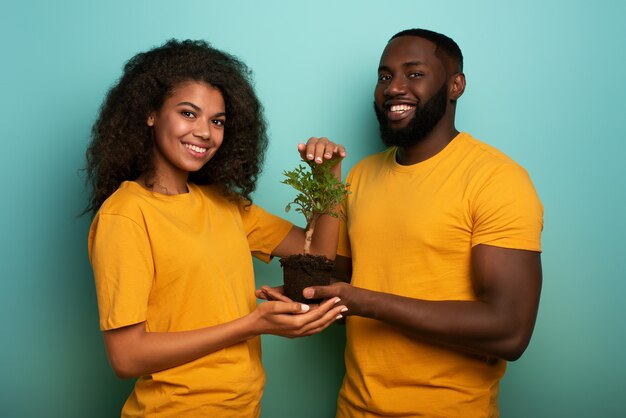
[193,119,211,139]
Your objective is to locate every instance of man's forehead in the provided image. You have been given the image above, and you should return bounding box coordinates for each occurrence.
[380,36,451,71]
[382,37,437,61]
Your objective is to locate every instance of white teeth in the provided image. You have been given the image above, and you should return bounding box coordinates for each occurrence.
[390,104,414,112]
[184,143,208,153]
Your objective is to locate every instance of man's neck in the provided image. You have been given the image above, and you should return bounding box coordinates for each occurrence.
[396,124,459,166]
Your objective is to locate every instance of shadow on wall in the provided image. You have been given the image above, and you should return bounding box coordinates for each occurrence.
[17,136,137,417]
[63,167,136,416]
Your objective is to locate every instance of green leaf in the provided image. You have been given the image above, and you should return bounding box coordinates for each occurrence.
[281,159,350,239]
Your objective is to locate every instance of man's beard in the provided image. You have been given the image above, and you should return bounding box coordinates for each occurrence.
[374,82,448,148]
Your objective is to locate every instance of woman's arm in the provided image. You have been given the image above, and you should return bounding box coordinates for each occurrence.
[272,137,346,259]
[103,296,345,379]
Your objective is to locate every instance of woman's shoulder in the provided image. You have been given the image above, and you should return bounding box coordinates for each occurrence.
[98,181,150,218]
[191,183,248,208]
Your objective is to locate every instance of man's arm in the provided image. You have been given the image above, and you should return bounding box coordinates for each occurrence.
[332,255,352,283]
[304,244,542,361]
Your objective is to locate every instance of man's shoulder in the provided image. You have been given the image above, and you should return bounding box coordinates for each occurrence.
[348,148,394,173]
[457,133,517,165]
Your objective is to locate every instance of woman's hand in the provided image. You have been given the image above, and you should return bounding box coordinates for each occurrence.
[251,296,347,338]
[102,293,347,378]
[256,284,323,311]
[298,137,346,168]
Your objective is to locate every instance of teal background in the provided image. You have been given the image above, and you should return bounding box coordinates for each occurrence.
[1,1,625,417]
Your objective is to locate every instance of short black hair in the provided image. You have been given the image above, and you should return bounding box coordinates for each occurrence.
[390,28,463,71]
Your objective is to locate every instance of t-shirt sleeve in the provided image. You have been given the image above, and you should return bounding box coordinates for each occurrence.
[471,163,544,251]
[88,213,154,331]
[239,204,293,263]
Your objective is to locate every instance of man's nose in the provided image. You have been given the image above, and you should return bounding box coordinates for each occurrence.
[385,76,407,96]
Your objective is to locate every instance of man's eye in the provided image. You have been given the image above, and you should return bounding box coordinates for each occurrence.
[408,72,423,79]
[378,75,391,82]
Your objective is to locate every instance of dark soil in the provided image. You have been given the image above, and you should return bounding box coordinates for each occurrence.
[279,254,335,303]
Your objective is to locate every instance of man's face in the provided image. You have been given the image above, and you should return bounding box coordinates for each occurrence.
[374,36,449,147]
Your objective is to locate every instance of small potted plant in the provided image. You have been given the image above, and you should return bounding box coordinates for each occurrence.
[279,159,350,303]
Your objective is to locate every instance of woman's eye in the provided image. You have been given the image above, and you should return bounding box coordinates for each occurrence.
[181,111,196,118]
[212,119,225,127]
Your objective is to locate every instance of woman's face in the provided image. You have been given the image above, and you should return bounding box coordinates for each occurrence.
[147,80,226,183]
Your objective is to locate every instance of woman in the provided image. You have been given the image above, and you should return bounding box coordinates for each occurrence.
[85,39,347,417]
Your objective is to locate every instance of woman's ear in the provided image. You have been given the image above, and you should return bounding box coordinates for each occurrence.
[448,72,466,101]
[147,112,155,127]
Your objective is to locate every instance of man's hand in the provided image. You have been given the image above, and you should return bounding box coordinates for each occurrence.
[256,285,292,303]
[305,246,542,361]
[303,282,368,317]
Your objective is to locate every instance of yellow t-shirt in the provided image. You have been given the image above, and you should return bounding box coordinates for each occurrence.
[336,132,543,418]
[88,181,292,418]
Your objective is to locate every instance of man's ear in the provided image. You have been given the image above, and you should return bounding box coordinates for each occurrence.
[147,112,155,127]
[448,72,466,101]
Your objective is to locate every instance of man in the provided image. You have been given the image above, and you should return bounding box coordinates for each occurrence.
[304,29,543,417]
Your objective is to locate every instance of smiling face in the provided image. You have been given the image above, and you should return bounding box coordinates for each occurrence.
[374,36,451,147]
[147,81,226,190]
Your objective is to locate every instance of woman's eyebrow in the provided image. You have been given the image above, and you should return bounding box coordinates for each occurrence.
[176,101,201,111]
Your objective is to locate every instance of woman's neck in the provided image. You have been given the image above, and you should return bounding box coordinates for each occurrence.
[136,174,189,195]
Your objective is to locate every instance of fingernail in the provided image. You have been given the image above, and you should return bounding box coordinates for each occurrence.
[334,297,341,304]
[303,289,313,298]
[341,307,348,312]
[315,157,322,163]
[307,154,314,159]
[301,304,310,312]
[324,152,332,158]
[336,314,343,320]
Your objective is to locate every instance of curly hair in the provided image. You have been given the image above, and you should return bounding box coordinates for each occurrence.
[84,39,267,214]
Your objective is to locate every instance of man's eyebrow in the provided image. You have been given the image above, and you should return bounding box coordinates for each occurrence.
[378,61,425,72]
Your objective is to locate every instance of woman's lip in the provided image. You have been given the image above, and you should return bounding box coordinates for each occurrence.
[182,141,210,157]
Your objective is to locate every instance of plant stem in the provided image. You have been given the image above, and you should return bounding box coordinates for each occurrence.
[303,215,318,255]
